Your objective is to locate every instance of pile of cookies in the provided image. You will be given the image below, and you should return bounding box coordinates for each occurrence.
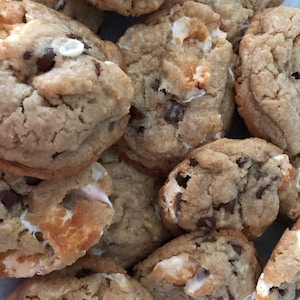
[1,0,300,299]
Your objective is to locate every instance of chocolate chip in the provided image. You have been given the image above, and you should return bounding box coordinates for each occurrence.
[292,72,300,79]
[228,241,242,255]
[256,184,270,199]
[196,216,216,230]
[216,199,236,214]
[75,268,93,279]
[194,234,216,246]
[137,126,145,134]
[190,158,198,167]
[150,79,160,91]
[0,190,21,210]
[34,231,44,242]
[94,62,101,77]
[25,176,42,186]
[0,219,3,223]
[23,51,33,60]
[164,100,185,124]
[227,287,235,300]
[67,33,90,49]
[129,105,146,122]
[37,48,56,72]
[236,156,252,168]
[295,288,300,298]
[255,170,267,180]
[175,193,182,217]
[175,173,191,188]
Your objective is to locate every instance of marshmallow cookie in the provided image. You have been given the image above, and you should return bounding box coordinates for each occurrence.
[90,148,171,269]
[161,0,283,52]
[256,217,300,300]
[84,0,165,16]
[0,0,133,179]
[8,255,154,300]
[134,229,262,299]
[158,138,294,239]
[0,162,114,277]
[33,0,104,32]
[235,7,300,157]
[115,1,234,176]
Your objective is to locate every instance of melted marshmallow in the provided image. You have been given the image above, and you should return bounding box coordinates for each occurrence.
[172,17,191,45]
[20,210,41,235]
[256,273,272,297]
[59,39,84,57]
[184,267,210,295]
[79,183,113,207]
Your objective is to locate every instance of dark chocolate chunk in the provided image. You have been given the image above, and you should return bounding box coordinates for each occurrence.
[194,234,216,246]
[175,173,191,188]
[37,48,56,72]
[23,51,33,60]
[216,199,236,214]
[164,100,184,124]
[150,79,160,91]
[94,62,101,77]
[129,105,146,122]
[196,216,216,230]
[0,190,21,210]
[256,184,270,199]
[34,231,44,242]
[292,72,300,79]
[175,193,182,217]
[236,156,252,168]
[255,170,267,180]
[190,158,198,167]
[228,241,242,255]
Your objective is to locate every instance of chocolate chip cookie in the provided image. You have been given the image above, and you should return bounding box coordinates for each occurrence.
[0,162,114,277]
[159,138,294,239]
[90,148,171,269]
[8,254,154,299]
[235,6,300,156]
[256,217,300,300]
[134,229,262,299]
[115,1,234,176]
[0,0,133,179]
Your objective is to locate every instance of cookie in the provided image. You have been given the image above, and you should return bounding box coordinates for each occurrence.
[0,0,133,179]
[134,229,262,299]
[115,1,234,176]
[89,148,171,269]
[8,254,154,299]
[33,0,104,32]
[85,0,165,16]
[256,217,300,300]
[159,0,283,52]
[235,6,300,157]
[0,162,114,277]
[158,138,294,239]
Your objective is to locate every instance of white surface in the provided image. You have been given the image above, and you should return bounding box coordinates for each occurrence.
[0,0,299,299]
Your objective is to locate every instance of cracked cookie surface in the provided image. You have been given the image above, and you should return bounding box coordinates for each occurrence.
[158,138,294,239]
[115,1,234,176]
[0,162,114,277]
[0,0,133,179]
[235,7,300,156]
[134,229,262,300]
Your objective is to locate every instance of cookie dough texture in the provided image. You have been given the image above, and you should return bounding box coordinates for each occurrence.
[0,0,133,179]
[0,162,114,277]
[85,0,165,16]
[8,255,154,300]
[116,1,234,176]
[90,148,171,269]
[134,229,262,300]
[158,138,294,239]
[162,0,283,51]
[235,7,300,156]
[32,0,104,32]
[256,218,300,300]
